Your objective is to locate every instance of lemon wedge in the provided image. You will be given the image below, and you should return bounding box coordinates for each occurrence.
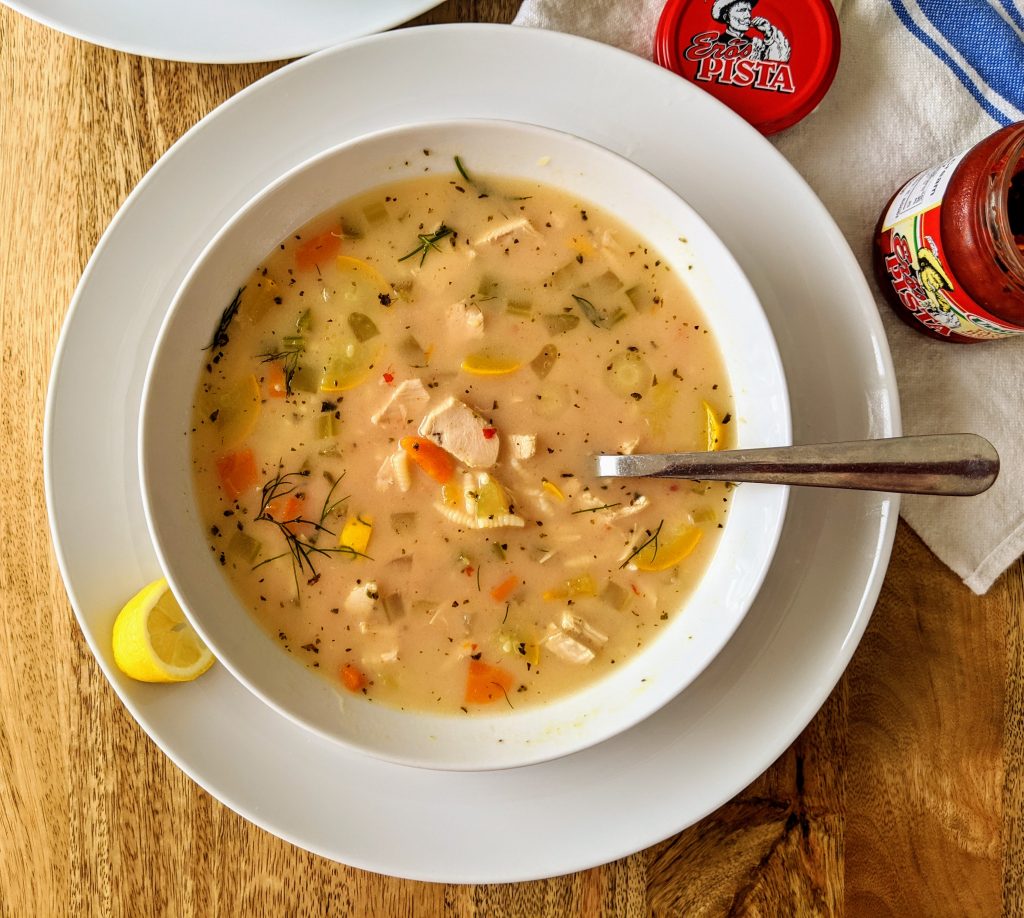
[631,526,703,572]
[112,578,214,683]
[461,352,522,376]
[703,400,723,451]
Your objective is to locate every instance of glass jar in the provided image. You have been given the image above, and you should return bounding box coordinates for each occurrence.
[873,122,1024,342]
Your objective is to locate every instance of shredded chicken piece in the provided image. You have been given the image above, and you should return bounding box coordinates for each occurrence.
[447,300,485,337]
[561,611,608,649]
[375,449,412,493]
[542,611,609,664]
[542,625,595,664]
[574,492,649,520]
[418,396,499,468]
[370,378,429,432]
[509,434,536,460]
[473,216,537,246]
[361,646,399,668]
[344,584,399,636]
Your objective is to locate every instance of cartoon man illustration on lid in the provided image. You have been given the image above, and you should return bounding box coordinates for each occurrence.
[712,0,791,62]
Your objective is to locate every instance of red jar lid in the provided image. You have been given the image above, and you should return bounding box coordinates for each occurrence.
[654,0,841,136]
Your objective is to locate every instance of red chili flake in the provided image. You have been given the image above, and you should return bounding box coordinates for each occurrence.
[463,565,475,577]
[482,427,497,439]
[630,583,642,596]
[383,372,395,384]
[669,484,679,492]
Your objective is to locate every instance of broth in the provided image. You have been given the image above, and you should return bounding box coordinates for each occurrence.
[191,161,733,714]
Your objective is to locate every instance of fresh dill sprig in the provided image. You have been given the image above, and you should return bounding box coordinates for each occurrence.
[398,224,454,266]
[572,502,622,515]
[491,682,514,709]
[319,472,348,527]
[454,155,472,183]
[620,519,664,569]
[253,466,368,592]
[256,341,304,395]
[205,287,244,351]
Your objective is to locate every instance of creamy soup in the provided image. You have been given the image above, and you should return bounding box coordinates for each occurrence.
[191,159,733,714]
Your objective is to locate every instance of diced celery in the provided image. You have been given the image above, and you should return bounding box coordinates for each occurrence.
[398,334,427,366]
[506,299,532,317]
[390,512,416,534]
[491,541,507,561]
[606,350,653,399]
[282,335,305,349]
[530,343,559,379]
[599,581,631,611]
[478,276,500,298]
[386,555,413,574]
[604,308,627,328]
[316,414,337,439]
[543,313,580,335]
[692,507,717,524]
[295,309,312,333]
[228,530,262,563]
[393,279,415,302]
[550,261,578,288]
[363,201,389,224]
[590,270,624,294]
[534,384,569,418]
[290,366,317,394]
[347,312,380,342]
[382,593,406,622]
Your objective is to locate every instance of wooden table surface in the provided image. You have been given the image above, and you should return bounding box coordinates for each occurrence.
[1,1,1020,914]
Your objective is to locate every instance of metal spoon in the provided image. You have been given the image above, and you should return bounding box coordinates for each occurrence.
[592,433,999,496]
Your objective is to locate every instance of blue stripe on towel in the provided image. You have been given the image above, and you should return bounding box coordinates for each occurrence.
[887,0,1024,124]
[996,0,1024,38]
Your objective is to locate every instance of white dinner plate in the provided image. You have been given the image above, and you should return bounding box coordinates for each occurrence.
[2,0,444,63]
[44,25,900,883]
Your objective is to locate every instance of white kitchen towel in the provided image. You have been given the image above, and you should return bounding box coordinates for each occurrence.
[514,0,1024,593]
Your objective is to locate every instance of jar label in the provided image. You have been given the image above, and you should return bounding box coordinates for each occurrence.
[879,154,1024,339]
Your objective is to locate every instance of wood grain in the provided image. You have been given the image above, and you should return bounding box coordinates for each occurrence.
[0,2,1018,915]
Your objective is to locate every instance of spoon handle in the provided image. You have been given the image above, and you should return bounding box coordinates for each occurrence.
[592,434,999,496]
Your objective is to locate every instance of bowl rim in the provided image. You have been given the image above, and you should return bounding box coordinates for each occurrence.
[139,116,792,770]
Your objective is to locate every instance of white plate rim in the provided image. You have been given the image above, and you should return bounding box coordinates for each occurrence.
[1,0,446,64]
[44,24,901,883]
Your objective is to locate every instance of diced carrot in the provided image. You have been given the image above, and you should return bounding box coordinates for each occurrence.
[465,659,515,704]
[400,436,456,484]
[266,362,287,398]
[295,228,341,271]
[340,663,366,693]
[490,575,519,603]
[216,449,258,500]
[265,495,304,533]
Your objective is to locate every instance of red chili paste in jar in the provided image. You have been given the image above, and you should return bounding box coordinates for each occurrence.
[873,122,1024,342]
